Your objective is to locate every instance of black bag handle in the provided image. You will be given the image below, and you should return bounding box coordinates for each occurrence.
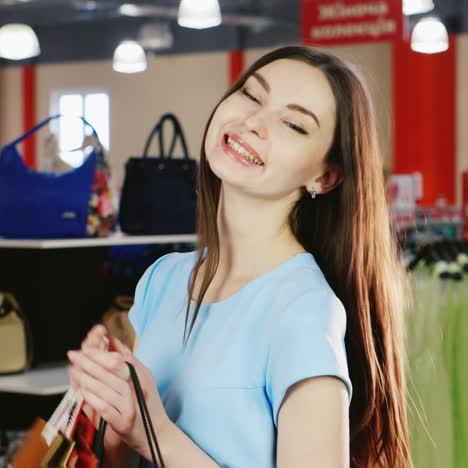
[94,362,165,468]
[160,113,190,160]
[142,113,178,159]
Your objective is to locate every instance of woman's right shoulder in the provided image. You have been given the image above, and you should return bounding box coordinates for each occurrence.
[130,250,196,329]
[140,250,197,288]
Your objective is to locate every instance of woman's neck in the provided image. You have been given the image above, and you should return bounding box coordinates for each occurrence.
[215,186,306,281]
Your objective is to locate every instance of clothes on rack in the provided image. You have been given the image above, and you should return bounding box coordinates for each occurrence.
[405,239,468,468]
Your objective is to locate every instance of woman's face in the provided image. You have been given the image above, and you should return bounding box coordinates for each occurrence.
[204,58,337,199]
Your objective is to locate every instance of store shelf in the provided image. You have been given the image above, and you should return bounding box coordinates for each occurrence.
[0,233,197,249]
[0,363,69,396]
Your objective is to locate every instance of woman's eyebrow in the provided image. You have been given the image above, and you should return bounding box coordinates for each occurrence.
[252,72,270,93]
[251,72,321,128]
[287,104,321,128]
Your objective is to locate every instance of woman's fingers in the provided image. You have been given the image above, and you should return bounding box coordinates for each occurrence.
[109,335,132,356]
[82,324,108,350]
[80,389,132,435]
[68,367,80,391]
[72,369,135,434]
[67,349,130,396]
[68,366,118,404]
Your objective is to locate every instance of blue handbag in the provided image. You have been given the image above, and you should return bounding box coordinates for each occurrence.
[0,115,114,239]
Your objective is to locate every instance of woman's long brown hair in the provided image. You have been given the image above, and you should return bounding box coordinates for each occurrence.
[184,45,412,468]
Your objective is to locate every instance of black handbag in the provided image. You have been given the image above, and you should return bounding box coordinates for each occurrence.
[118,113,197,235]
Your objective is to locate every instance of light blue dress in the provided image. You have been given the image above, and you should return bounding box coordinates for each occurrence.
[129,250,352,467]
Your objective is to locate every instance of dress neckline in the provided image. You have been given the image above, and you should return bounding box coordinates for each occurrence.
[188,251,313,307]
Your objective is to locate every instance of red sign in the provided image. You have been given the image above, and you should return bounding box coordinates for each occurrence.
[463,171,468,240]
[302,0,403,46]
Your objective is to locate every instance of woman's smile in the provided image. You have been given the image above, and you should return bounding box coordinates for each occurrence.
[221,133,264,169]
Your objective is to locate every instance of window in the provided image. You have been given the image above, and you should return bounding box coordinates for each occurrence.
[50,90,110,167]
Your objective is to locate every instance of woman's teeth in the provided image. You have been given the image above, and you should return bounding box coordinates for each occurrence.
[226,136,264,166]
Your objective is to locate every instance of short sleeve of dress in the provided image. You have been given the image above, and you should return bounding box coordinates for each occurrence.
[128,253,173,337]
[265,290,353,427]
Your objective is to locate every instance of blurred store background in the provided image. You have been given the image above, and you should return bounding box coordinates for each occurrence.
[0,1,467,466]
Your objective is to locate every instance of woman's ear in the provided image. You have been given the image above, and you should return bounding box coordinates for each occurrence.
[315,164,342,194]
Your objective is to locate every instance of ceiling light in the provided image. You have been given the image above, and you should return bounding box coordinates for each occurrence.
[177,0,222,29]
[411,16,449,54]
[403,0,434,16]
[0,23,40,60]
[138,22,173,50]
[112,40,147,73]
[119,3,142,17]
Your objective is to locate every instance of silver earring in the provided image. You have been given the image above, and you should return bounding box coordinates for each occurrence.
[308,187,317,199]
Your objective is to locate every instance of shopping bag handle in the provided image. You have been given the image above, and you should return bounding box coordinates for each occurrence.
[7,114,100,147]
[94,362,165,468]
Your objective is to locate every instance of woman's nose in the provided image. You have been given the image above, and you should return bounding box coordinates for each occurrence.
[244,109,268,139]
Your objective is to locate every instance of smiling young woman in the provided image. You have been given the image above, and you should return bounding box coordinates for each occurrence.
[190,46,412,467]
[68,45,412,468]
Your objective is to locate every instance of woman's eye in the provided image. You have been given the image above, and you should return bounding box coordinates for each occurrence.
[285,121,307,135]
[241,87,260,104]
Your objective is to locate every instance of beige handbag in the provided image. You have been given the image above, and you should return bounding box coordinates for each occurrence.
[0,292,33,374]
[101,296,135,349]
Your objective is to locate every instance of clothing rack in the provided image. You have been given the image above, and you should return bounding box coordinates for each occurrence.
[407,239,468,276]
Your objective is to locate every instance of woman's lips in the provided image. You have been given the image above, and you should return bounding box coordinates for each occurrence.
[221,134,262,168]
[224,132,263,164]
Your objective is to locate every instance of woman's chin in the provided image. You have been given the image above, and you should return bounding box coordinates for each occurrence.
[208,158,250,186]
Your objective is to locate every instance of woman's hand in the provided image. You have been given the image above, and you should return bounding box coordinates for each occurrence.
[67,324,171,458]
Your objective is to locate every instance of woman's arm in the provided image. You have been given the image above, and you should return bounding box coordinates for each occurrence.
[101,415,220,468]
[276,376,350,468]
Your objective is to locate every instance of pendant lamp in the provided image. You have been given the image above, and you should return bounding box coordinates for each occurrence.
[112,40,147,73]
[177,0,222,29]
[411,17,449,54]
[0,23,40,60]
[138,22,173,50]
[403,0,434,16]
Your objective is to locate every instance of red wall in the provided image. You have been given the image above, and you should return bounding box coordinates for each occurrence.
[22,65,36,168]
[392,35,456,205]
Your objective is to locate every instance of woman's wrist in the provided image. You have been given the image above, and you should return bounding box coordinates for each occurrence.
[137,412,174,463]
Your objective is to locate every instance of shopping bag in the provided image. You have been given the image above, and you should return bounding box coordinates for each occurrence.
[0,292,33,374]
[118,112,197,235]
[0,115,117,239]
[11,363,165,467]
[11,387,96,468]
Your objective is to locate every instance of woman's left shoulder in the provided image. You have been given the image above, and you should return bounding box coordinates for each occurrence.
[280,253,345,309]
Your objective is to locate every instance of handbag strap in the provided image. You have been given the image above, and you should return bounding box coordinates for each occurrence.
[142,113,178,159]
[160,113,190,161]
[7,114,99,147]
